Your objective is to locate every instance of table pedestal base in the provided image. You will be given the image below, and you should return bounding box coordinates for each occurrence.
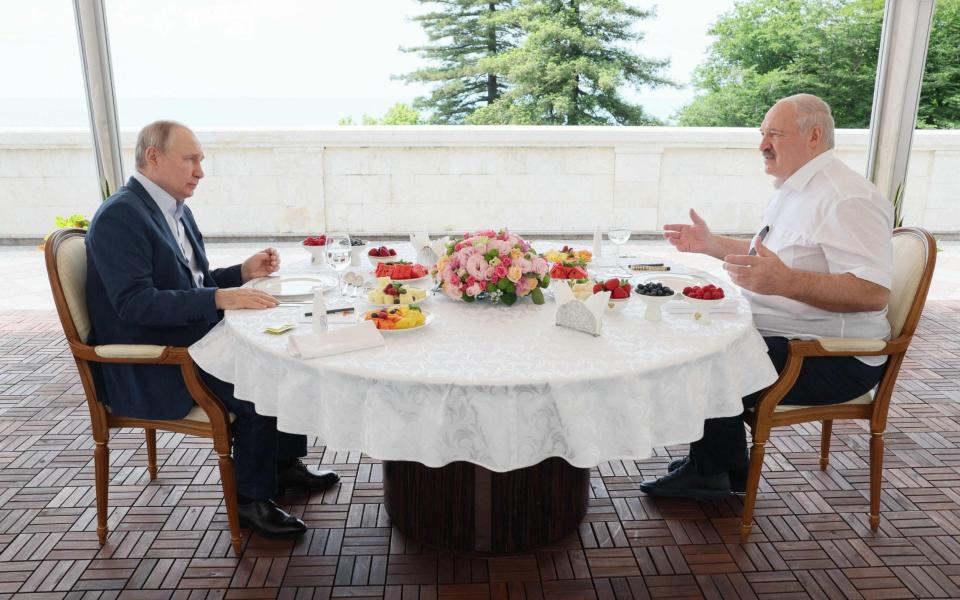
[383,457,590,555]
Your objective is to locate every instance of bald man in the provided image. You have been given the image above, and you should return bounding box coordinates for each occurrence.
[642,95,892,499]
[86,120,339,539]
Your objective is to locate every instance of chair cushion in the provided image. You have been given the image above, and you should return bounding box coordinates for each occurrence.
[769,392,873,412]
[888,232,926,338]
[106,404,236,423]
[57,237,91,343]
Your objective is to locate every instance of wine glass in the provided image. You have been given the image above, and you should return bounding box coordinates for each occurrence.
[607,213,632,259]
[325,233,352,298]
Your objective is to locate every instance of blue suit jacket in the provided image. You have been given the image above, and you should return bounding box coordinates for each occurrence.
[85,177,242,420]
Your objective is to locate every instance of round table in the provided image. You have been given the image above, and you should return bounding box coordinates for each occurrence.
[190,253,778,553]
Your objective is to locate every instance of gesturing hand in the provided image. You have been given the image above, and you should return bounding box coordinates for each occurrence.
[723,241,792,295]
[663,208,711,254]
[215,288,279,310]
[241,247,281,282]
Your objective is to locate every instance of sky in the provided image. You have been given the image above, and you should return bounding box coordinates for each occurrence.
[0,0,737,127]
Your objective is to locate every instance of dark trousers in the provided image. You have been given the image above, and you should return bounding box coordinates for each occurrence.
[201,371,307,500]
[690,337,886,476]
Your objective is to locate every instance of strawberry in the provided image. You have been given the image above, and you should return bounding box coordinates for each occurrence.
[623,283,632,293]
[604,278,619,291]
[611,286,629,300]
[592,283,603,294]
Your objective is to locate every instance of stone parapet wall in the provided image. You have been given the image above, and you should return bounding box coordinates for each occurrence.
[0,127,957,239]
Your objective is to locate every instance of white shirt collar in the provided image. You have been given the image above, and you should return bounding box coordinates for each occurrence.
[132,171,182,219]
[777,149,835,192]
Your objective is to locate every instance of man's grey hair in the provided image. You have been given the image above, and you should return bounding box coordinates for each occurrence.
[135,120,189,169]
[782,94,835,150]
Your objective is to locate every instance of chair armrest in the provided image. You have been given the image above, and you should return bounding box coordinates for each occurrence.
[789,336,910,358]
[94,344,166,359]
[816,338,887,353]
[71,341,193,365]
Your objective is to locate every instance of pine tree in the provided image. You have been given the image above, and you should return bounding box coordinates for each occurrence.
[468,0,673,125]
[399,0,520,124]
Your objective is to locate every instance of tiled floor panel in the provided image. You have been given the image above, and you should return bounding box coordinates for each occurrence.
[1,303,959,599]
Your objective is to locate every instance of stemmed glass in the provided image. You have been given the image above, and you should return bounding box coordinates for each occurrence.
[607,213,632,258]
[325,233,352,298]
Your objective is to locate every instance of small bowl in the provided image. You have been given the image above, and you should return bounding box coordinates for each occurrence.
[367,252,401,267]
[350,243,370,267]
[682,294,724,323]
[637,292,676,321]
[604,296,632,313]
[302,241,327,266]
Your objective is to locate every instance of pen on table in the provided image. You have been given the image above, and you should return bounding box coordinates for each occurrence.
[628,264,670,271]
[304,307,356,317]
[748,225,770,256]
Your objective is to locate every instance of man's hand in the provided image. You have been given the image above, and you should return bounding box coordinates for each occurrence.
[663,208,712,254]
[215,288,279,310]
[723,241,793,295]
[241,248,281,282]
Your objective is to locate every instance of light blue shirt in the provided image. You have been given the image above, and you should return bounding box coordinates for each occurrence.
[132,172,205,288]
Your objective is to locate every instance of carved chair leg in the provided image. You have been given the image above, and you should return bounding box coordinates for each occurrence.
[740,439,767,540]
[145,428,158,480]
[217,452,243,555]
[869,431,884,530]
[94,441,109,545]
[820,420,833,471]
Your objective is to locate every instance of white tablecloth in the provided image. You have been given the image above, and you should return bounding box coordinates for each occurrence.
[190,250,778,472]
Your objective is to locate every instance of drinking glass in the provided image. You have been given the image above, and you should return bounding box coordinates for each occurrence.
[607,213,632,258]
[325,233,352,298]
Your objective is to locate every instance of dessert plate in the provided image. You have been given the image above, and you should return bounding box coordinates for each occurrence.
[250,275,337,301]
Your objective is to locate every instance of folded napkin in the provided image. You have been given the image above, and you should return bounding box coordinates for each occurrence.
[410,232,451,265]
[287,320,385,359]
[665,298,743,314]
[553,281,607,336]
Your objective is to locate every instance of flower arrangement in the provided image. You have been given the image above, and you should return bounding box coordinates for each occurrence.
[433,229,551,305]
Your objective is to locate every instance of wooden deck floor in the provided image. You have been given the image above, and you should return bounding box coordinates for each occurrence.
[1,303,959,600]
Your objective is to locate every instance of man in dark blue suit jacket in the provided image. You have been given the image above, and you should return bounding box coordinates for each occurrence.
[86,121,339,539]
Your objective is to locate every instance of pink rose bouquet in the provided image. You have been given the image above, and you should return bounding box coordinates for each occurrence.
[432,229,551,305]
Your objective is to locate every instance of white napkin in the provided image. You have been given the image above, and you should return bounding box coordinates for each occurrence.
[287,320,385,359]
[410,233,450,267]
[553,282,608,336]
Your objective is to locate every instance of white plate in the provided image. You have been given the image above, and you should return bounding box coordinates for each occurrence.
[363,310,435,333]
[251,275,337,300]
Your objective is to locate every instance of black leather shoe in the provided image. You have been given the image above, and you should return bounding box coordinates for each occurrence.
[667,456,747,494]
[277,459,340,495]
[237,499,307,539]
[640,461,731,500]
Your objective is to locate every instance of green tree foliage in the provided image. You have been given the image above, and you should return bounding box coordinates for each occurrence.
[919,0,960,128]
[679,0,960,129]
[339,103,423,126]
[399,0,520,124]
[469,0,672,125]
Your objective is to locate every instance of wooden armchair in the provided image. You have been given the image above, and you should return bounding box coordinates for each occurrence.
[44,228,242,554]
[741,227,937,538]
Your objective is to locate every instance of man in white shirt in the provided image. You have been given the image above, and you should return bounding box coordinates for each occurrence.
[641,94,892,499]
[86,121,340,538]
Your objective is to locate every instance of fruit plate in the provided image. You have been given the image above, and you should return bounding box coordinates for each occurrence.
[250,275,337,301]
[364,310,435,334]
[375,273,433,287]
[365,294,431,309]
